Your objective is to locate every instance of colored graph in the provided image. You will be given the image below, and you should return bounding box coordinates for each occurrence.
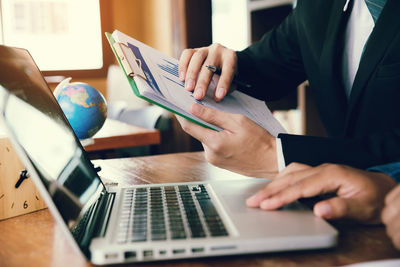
[158,59,179,78]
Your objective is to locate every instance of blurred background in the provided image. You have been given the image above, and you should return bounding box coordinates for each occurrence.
[0,0,325,157]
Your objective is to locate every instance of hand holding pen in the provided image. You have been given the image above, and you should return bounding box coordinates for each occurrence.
[205,65,252,90]
[178,44,250,102]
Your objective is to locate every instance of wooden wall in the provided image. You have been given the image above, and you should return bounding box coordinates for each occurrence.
[67,0,174,98]
[111,0,173,56]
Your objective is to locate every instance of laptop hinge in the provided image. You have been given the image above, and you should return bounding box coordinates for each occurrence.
[91,191,115,238]
[80,190,115,250]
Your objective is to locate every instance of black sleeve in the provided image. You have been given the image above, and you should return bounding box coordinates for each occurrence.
[279,130,400,169]
[235,6,307,102]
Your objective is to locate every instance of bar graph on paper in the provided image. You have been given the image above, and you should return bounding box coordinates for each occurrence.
[157,59,204,105]
[157,59,184,88]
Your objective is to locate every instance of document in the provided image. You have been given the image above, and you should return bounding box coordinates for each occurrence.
[107,30,286,137]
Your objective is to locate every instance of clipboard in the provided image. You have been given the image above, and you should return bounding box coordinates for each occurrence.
[105,32,220,131]
[112,41,146,81]
[105,31,286,136]
[106,32,144,99]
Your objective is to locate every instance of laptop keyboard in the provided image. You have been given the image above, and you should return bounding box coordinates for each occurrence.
[116,184,228,243]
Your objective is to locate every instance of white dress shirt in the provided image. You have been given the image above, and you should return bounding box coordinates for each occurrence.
[275,0,375,172]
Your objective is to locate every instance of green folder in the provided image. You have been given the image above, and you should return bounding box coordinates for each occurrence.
[105,31,285,137]
[105,32,217,131]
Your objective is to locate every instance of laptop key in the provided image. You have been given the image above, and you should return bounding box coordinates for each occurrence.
[210,230,228,237]
[152,234,167,241]
[131,234,147,242]
[191,231,206,238]
[171,232,186,239]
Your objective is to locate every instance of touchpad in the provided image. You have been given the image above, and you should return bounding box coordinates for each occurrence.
[220,194,258,214]
[220,194,309,215]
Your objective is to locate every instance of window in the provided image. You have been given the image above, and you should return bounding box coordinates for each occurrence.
[0,0,112,77]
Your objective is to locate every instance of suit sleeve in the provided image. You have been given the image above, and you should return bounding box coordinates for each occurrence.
[278,131,400,170]
[368,162,400,183]
[235,7,307,101]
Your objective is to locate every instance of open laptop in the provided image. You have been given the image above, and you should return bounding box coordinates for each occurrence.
[0,45,337,264]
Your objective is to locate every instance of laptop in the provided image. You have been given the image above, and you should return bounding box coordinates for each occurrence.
[0,45,337,264]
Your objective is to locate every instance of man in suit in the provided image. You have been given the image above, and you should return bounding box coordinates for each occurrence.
[177,0,400,176]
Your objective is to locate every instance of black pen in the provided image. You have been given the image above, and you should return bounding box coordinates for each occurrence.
[206,65,252,89]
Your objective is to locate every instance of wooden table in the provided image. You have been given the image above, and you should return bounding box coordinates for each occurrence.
[83,119,160,152]
[1,152,400,267]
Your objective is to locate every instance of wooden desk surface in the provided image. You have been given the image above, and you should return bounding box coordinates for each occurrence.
[1,152,400,267]
[83,119,160,152]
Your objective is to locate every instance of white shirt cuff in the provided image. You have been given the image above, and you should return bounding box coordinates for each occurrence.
[276,138,286,172]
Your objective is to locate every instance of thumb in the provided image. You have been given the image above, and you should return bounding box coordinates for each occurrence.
[191,103,232,129]
[313,197,348,220]
[315,197,381,224]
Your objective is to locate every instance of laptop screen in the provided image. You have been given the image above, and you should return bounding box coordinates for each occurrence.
[0,45,103,227]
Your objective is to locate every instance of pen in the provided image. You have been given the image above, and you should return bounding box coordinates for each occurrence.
[206,65,252,89]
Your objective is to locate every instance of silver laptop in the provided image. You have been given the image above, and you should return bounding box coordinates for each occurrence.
[0,45,337,264]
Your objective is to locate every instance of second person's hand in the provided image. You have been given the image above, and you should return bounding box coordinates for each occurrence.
[246,163,397,224]
[382,185,400,249]
[178,43,237,102]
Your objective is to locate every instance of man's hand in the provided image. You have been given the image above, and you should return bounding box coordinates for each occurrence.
[176,104,278,178]
[246,163,397,224]
[382,185,400,249]
[179,44,237,102]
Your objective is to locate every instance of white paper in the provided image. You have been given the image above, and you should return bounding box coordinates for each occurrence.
[113,30,286,137]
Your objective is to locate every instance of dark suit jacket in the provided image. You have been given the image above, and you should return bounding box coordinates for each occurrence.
[236,0,400,169]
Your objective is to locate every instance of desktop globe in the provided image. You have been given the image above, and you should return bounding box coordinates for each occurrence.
[54,78,107,140]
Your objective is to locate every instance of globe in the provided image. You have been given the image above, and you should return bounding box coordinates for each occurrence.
[54,78,107,140]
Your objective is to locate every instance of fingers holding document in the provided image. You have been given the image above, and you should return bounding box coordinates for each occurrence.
[178,44,237,102]
[176,103,278,178]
